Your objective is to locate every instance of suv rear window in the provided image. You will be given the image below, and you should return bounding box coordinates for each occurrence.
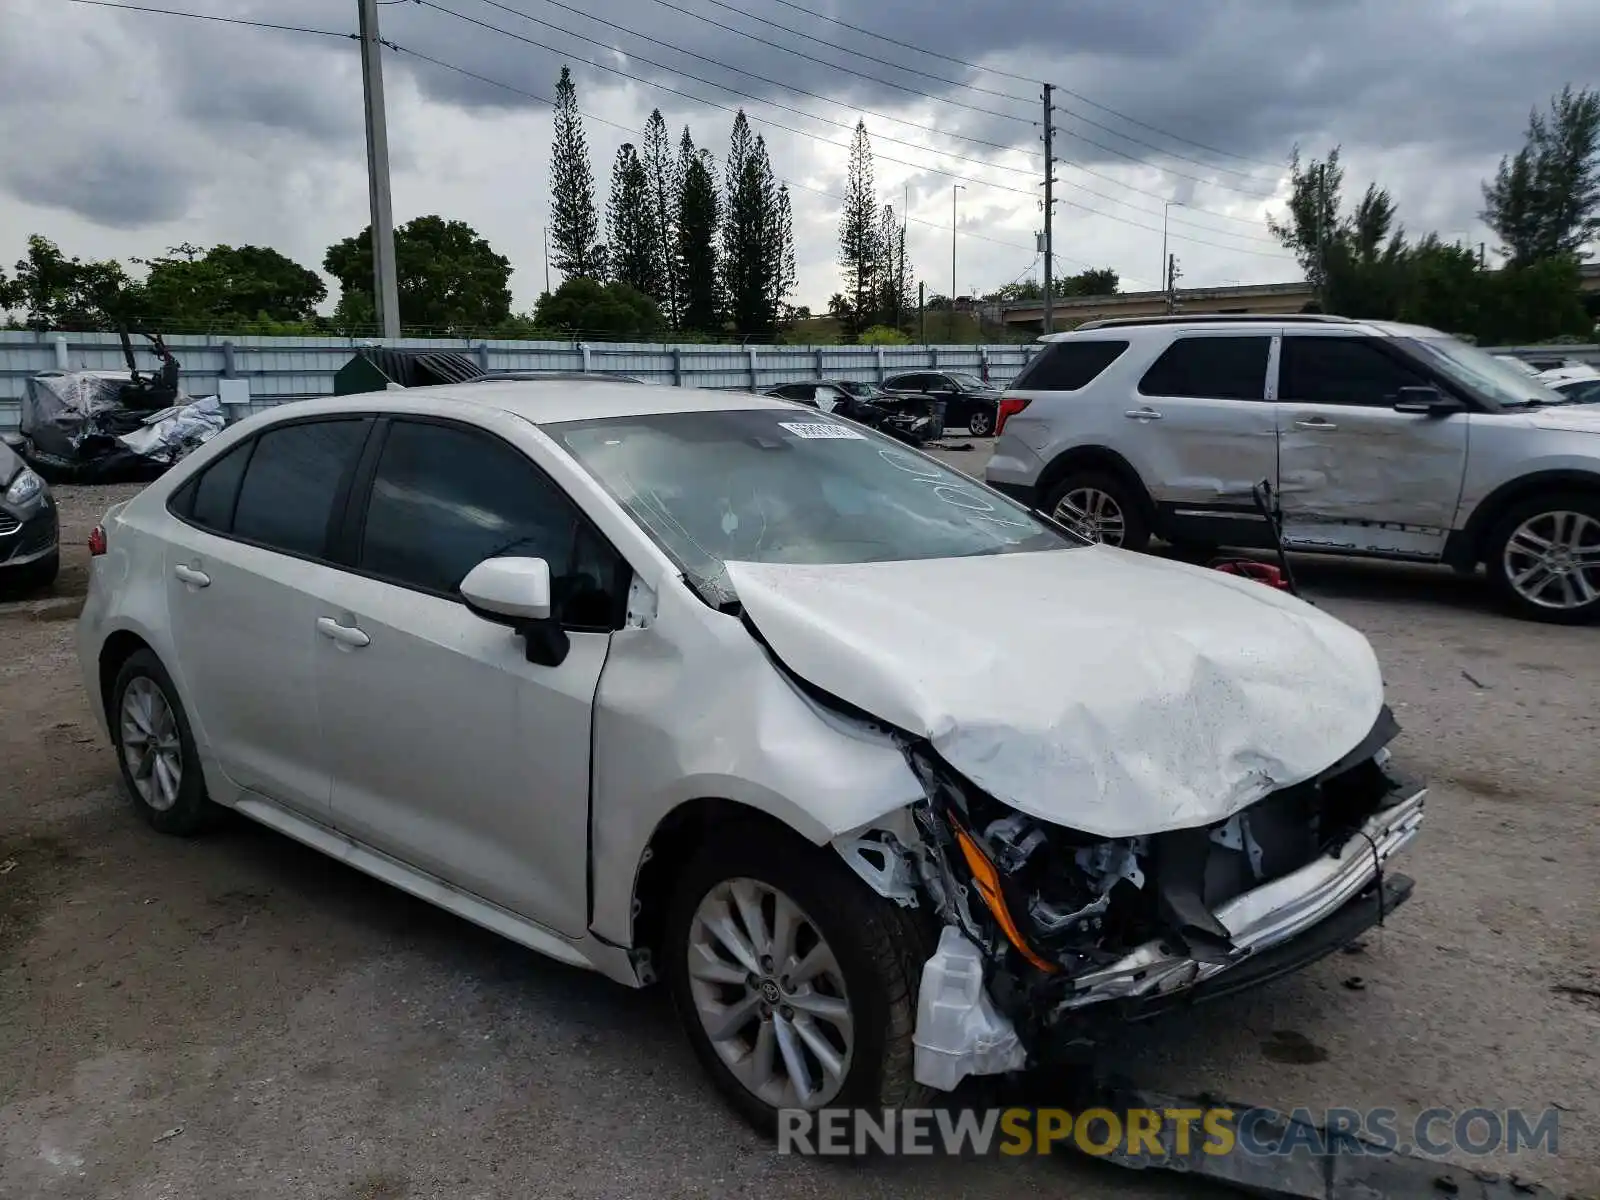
[1138,336,1270,401]
[1013,340,1129,391]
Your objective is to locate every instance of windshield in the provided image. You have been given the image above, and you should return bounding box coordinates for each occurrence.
[546,408,1076,607]
[1404,336,1571,408]
[834,381,878,398]
[945,371,989,391]
[1555,378,1600,404]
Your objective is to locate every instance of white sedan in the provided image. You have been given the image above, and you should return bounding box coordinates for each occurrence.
[77,382,1425,1127]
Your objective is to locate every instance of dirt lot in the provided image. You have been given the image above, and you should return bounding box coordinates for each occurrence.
[2,461,1597,1199]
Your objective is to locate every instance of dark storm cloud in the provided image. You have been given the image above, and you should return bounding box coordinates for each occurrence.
[6,141,202,229]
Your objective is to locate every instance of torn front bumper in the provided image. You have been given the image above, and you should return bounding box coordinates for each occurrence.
[1052,785,1425,1017]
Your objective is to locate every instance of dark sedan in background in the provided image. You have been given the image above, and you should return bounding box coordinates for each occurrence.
[881,370,1001,436]
[761,380,939,444]
[0,437,60,590]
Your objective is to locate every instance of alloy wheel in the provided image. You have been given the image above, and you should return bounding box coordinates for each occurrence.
[969,410,994,437]
[1502,510,1600,611]
[120,676,183,812]
[1053,486,1126,546]
[686,878,855,1109]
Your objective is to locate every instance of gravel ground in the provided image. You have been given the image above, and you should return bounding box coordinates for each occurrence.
[1,460,1596,1199]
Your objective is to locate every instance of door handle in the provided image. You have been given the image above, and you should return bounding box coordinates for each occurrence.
[172,564,210,588]
[1293,418,1338,431]
[1124,407,1163,420]
[316,617,371,648]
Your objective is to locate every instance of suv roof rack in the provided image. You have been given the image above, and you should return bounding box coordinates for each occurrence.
[1069,313,1359,332]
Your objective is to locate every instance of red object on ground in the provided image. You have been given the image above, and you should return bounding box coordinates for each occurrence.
[1208,558,1292,590]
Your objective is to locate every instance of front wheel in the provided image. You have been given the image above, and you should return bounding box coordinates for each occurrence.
[1484,493,1600,624]
[663,828,932,1134]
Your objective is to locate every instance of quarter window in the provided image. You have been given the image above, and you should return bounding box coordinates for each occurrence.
[1280,336,1432,406]
[187,440,254,532]
[1013,340,1130,391]
[358,420,622,627]
[1138,336,1271,401]
[230,419,369,558]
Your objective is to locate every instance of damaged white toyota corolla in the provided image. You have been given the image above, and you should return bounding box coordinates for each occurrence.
[77,383,1425,1130]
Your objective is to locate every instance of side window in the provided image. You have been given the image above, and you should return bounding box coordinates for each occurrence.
[231,419,369,558]
[189,440,255,532]
[359,420,622,627]
[1013,340,1130,391]
[1138,336,1271,401]
[1280,336,1432,406]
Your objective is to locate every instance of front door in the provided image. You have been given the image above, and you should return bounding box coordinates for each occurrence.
[1121,333,1280,546]
[1275,333,1470,558]
[313,417,626,938]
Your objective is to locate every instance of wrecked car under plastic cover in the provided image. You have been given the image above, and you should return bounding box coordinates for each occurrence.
[723,551,1425,1088]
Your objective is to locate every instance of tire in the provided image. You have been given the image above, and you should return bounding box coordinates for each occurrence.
[967,406,995,438]
[1042,469,1151,552]
[1483,491,1600,624]
[109,650,213,835]
[663,826,934,1136]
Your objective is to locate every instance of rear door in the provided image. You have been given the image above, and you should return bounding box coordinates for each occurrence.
[312,415,627,936]
[1124,334,1280,546]
[1275,333,1469,558]
[163,417,372,821]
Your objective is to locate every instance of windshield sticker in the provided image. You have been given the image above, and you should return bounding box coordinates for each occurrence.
[779,421,865,440]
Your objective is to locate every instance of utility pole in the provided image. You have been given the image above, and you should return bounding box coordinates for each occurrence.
[1041,83,1055,337]
[950,184,964,341]
[1313,162,1327,308]
[1478,242,1487,270]
[918,280,926,345]
[543,226,552,295]
[358,0,401,339]
[1161,201,1182,298]
[1166,254,1181,314]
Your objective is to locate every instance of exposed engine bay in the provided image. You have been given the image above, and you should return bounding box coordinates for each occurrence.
[836,708,1426,1090]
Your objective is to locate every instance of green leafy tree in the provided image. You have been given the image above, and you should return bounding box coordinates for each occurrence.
[608,143,663,298]
[549,66,604,280]
[324,215,512,333]
[837,120,881,338]
[641,109,679,327]
[3,234,134,330]
[533,276,662,339]
[1267,146,1349,297]
[858,323,910,345]
[137,243,325,327]
[874,204,912,328]
[1482,85,1600,266]
[721,112,791,340]
[1059,268,1120,297]
[675,129,722,335]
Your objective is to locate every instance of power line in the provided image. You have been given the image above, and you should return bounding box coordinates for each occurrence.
[640,0,1035,113]
[415,0,1043,199]
[753,0,1285,170]
[464,0,1042,164]
[1056,115,1276,196]
[58,0,355,38]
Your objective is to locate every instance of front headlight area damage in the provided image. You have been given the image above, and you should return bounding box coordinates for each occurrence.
[834,711,1426,1092]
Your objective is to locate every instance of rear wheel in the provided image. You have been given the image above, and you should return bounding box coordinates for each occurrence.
[110,650,213,835]
[1484,492,1600,624]
[967,407,995,437]
[663,827,932,1134]
[1043,470,1150,552]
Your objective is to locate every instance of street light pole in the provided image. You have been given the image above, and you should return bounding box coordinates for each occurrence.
[1161,201,1182,296]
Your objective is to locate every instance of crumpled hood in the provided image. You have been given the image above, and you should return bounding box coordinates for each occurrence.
[725,547,1385,838]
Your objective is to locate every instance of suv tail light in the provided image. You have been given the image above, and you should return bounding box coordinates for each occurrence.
[89,525,107,557]
[995,396,1031,436]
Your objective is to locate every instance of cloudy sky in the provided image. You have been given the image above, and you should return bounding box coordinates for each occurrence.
[2,0,1596,317]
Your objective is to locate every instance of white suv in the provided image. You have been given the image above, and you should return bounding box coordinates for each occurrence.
[986,315,1600,623]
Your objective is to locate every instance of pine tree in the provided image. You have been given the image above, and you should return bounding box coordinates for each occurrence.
[770,183,797,331]
[608,143,662,297]
[721,111,762,339]
[876,204,912,328]
[641,109,680,327]
[837,121,881,339]
[549,66,603,280]
[675,129,722,334]
[1482,85,1600,266]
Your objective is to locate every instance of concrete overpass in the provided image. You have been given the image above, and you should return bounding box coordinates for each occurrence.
[1000,263,1600,333]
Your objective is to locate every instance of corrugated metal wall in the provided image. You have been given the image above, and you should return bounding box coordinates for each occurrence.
[0,331,1043,430]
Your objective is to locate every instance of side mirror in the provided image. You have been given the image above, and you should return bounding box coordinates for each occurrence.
[1393,386,1464,416]
[461,556,569,666]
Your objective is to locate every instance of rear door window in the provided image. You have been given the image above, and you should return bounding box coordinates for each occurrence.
[230,419,370,558]
[1013,341,1130,391]
[1138,336,1271,401]
[186,440,255,532]
[1280,336,1433,406]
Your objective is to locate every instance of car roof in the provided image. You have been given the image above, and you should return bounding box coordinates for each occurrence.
[255,381,792,427]
[1045,314,1444,340]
